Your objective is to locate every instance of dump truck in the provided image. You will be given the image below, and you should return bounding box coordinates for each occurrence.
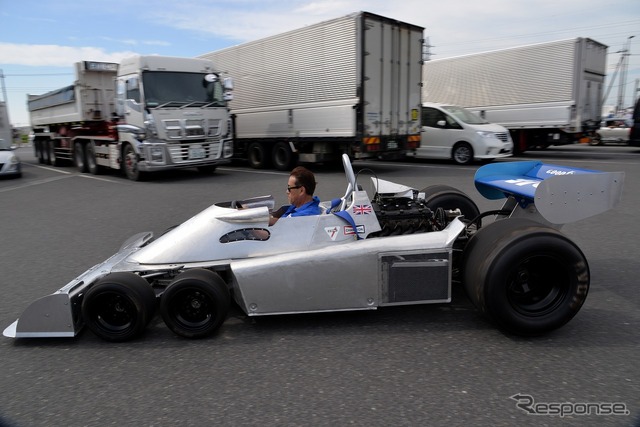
[28,56,234,180]
[199,11,423,170]
[422,38,608,153]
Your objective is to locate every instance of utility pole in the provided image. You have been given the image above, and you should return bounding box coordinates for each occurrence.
[616,35,635,114]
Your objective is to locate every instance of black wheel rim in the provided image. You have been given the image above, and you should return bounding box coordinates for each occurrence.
[169,287,215,331]
[89,291,137,335]
[506,255,569,316]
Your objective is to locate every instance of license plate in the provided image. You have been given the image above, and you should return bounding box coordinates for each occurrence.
[388,141,398,149]
[189,145,206,159]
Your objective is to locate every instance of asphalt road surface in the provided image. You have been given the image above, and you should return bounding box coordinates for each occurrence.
[1,144,639,427]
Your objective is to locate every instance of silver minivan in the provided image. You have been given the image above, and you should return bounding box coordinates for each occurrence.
[415,102,513,165]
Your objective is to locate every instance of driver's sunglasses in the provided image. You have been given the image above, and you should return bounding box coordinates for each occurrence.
[287,185,302,192]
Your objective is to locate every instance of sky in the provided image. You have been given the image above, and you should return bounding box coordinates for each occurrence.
[1,0,639,127]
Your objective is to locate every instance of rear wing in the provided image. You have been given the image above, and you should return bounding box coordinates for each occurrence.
[474,161,624,224]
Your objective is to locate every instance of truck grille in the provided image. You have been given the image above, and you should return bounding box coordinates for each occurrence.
[162,119,221,139]
[167,137,222,163]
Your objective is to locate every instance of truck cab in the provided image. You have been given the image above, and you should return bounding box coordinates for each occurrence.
[114,55,234,180]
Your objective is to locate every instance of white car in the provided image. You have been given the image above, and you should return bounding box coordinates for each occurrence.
[592,119,630,145]
[0,139,21,178]
[416,103,513,165]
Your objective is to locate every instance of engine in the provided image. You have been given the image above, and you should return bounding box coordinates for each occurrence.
[369,192,460,237]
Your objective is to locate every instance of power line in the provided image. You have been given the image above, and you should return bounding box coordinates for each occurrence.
[3,73,73,77]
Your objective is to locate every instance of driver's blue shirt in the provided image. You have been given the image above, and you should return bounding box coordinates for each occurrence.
[283,196,321,217]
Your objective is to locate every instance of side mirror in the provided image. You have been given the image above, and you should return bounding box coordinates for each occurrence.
[436,120,446,127]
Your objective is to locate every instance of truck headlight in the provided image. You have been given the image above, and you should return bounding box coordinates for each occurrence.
[150,146,164,162]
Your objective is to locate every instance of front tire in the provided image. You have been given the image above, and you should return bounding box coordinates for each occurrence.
[452,142,473,165]
[123,144,145,181]
[160,269,230,339]
[421,185,481,228]
[81,272,157,342]
[462,218,589,335]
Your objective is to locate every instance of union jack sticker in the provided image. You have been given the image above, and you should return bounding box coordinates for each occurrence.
[353,204,372,215]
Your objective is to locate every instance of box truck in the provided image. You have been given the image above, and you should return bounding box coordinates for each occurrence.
[199,12,423,170]
[422,38,608,153]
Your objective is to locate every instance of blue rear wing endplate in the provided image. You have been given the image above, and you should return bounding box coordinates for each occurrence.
[474,161,624,224]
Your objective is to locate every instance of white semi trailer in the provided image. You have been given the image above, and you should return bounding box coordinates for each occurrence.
[28,56,234,180]
[422,38,608,153]
[199,12,424,170]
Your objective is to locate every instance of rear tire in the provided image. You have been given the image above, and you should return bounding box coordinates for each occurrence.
[272,141,296,171]
[86,141,101,175]
[589,135,603,146]
[36,140,46,164]
[74,142,88,173]
[160,269,230,339]
[48,140,61,166]
[81,272,157,342]
[247,142,271,169]
[462,218,589,336]
[43,140,52,165]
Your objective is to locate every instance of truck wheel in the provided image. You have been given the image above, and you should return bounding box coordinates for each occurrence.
[48,140,63,166]
[86,141,101,175]
[421,185,481,228]
[35,140,46,164]
[81,272,157,342]
[42,140,52,165]
[462,218,589,336]
[272,141,297,171]
[123,144,145,181]
[74,142,88,173]
[452,142,473,165]
[589,135,603,146]
[247,142,271,169]
[160,269,230,339]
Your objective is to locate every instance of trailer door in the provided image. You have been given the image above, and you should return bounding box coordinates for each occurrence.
[361,14,423,148]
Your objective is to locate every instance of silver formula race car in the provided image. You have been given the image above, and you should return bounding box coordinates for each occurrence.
[4,155,624,341]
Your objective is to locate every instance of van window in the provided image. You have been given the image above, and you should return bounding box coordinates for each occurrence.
[442,105,489,125]
[422,107,447,127]
[422,107,463,129]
